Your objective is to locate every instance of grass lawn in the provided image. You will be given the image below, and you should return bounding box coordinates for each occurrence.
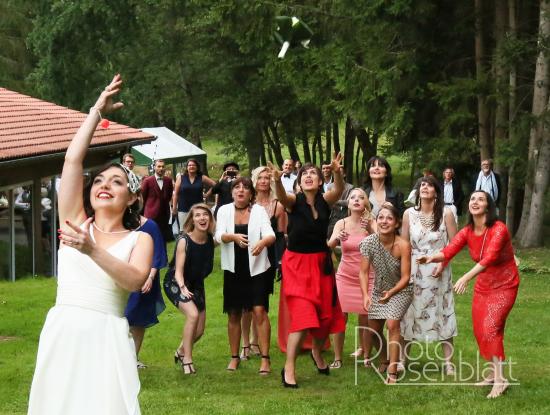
[1,246,549,415]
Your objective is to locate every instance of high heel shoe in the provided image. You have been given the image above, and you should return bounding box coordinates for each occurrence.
[226,355,240,371]
[240,346,250,361]
[174,350,184,366]
[281,368,298,388]
[182,362,196,375]
[310,352,330,375]
[259,355,271,375]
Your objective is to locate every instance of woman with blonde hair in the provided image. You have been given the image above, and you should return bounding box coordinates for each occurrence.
[239,167,287,359]
[163,203,216,374]
[327,188,376,368]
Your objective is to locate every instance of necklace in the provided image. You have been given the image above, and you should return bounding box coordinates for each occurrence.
[418,211,435,229]
[92,222,130,234]
[234,204,249,211]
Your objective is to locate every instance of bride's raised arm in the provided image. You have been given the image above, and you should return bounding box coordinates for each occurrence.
[58,74,124,225]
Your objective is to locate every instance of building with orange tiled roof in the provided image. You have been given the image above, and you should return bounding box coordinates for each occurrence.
[0,87,155,281]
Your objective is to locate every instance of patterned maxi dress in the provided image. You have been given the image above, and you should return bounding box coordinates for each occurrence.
[400,208,457,341]
[359,234,413,320]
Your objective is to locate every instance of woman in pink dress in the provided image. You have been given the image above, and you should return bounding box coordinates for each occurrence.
[327,188,376,368]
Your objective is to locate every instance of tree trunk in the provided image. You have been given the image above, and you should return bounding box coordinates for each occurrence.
[332,121,340,153]
[245,123,263,170]
[475,0,493,161]
[505,0,518,233]
[324,119,332,161]
[301,114,312,164]
[316,124,323,164]
[519,128,550,246]
[260,134,267,166]
[494,0,509,218]
[516,0,550,239]
[265,124,284,167]
[344,117,355,180]
[311,132,317,165]
[283,123,301,163]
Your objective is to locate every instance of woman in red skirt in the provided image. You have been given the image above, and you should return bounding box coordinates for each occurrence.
[418,190,519,398]
[269,154,345,388]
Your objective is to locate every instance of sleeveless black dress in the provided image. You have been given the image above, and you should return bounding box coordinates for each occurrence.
[223,223,272,314]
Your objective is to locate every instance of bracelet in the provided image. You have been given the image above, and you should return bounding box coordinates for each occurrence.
[89,106,102,121]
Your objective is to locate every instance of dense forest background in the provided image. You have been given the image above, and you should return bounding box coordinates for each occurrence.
[1,0,549,247]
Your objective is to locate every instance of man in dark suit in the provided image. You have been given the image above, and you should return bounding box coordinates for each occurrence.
[141,159,174,242]
[442,167,464,221]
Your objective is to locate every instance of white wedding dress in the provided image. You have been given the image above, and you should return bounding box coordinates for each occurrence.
[28,227,141,415]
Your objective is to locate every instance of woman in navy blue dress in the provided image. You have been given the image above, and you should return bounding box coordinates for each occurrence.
[125,216,168,368]
[172,159,216,233]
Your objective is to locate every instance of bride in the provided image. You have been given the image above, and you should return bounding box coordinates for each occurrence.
[28,75,153,415]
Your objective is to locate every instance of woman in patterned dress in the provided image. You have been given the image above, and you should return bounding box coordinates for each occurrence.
[400,176,458,374]
[418,191,519,398]
[359,203,413,384]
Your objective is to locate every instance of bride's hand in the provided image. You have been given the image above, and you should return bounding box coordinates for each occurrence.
[59,217,95,255]
[91,74,124,115]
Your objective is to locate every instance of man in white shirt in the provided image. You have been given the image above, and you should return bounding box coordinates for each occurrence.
[321,161,333,193]
[280,159,297,193]
[442,167,464,223]
[475,159,501,203]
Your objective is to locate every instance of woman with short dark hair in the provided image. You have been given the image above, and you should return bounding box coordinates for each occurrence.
[215,178,276,374]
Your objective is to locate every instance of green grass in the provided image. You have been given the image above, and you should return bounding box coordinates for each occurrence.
[1,247,549,415]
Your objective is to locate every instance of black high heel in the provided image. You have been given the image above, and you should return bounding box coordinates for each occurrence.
[281,368,298,388]
[226,355,240,371]
[310,352,330,375]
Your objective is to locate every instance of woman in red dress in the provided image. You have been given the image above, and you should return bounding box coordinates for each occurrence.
[418,190,519,399]
[269,154,345,388]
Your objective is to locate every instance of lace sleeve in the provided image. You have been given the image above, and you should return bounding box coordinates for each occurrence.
[441,226,469,261]
[479,221,510,267]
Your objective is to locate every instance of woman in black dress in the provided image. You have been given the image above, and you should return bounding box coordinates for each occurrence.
[214,178,276,374]
[164,203,215,375]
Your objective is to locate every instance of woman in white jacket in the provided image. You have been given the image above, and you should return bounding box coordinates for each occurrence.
[215,177,275,374]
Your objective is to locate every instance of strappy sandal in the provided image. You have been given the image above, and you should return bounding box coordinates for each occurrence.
[174,350,184,366]
[259,355,271,375]
[364,357,373,368]
[250,343,261,356]
[227,355,240,371]
[182,362,196,375]
[350,347,364,357]
[378,360,390,374]
[240,346,250,361]
[385,372,398,384]
[329,359,342,369]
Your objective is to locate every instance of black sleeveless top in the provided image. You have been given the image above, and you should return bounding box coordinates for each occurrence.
[183,234,214,287]
[287,192,330,253]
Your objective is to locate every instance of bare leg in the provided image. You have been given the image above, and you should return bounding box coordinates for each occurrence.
[284,330,307,384]
[227,311,242,370]
[442,338,455,374]
[367,319,387,371]
[252,305,271,373]
[240,311,252,359]
[330,313,346,367]
[250,319,260,355]
[487,357,509,398]
[311,337,329,369]
[178,301,200,366]
[130,326,145,358]
[358,314,369,359]
[386,319,402,381]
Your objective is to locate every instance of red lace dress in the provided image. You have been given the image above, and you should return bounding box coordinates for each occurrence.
[441,221,519,360]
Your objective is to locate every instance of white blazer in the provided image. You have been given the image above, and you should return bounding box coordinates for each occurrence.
[214,203,275,276]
